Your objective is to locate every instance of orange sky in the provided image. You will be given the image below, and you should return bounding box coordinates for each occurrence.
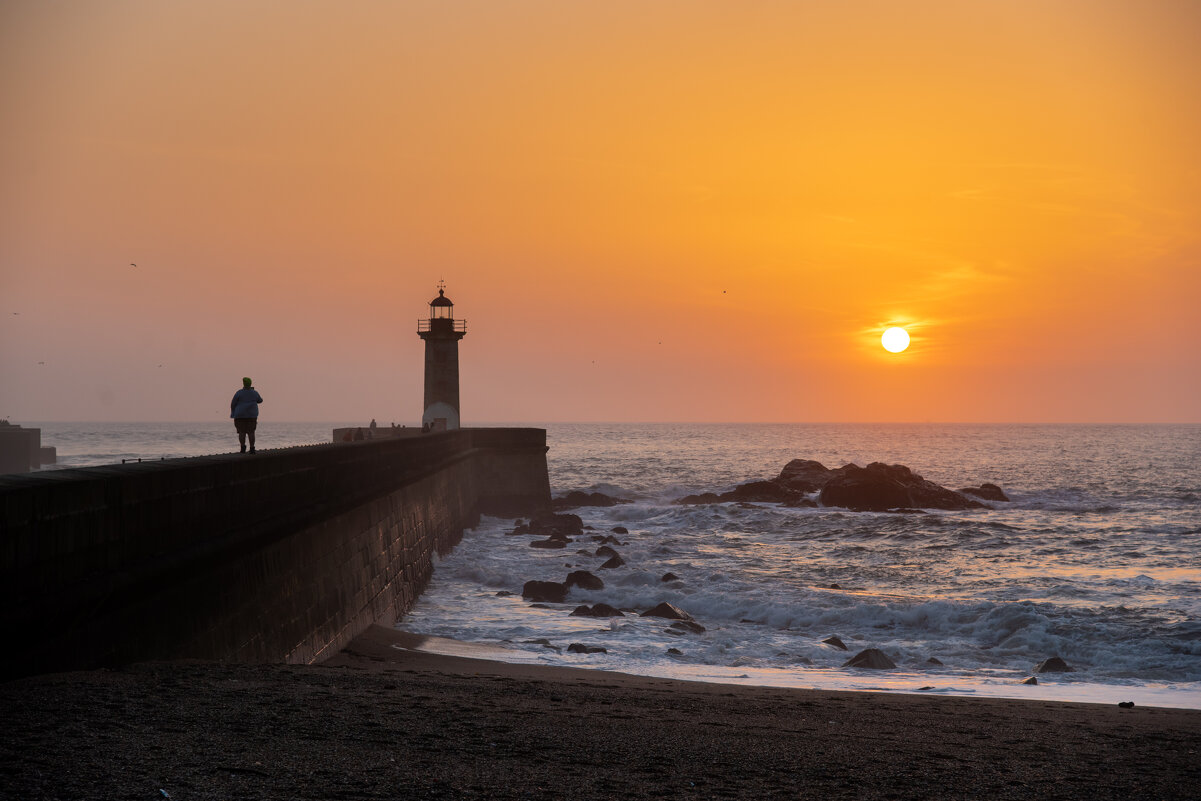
[2,0,1199,423]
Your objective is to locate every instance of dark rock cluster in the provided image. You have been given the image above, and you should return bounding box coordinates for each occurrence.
[506,490,1052,678]
[819,463,986,512]
[508,515,711,655]
[676,458,1008,512]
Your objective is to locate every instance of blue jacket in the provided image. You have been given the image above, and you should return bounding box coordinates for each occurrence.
[230,387,263,419]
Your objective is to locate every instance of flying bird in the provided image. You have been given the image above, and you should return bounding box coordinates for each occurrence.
[130,263,137,268]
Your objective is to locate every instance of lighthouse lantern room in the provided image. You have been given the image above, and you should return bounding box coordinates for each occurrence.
[416,281,467,431]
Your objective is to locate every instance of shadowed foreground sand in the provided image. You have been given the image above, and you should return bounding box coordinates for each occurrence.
[2,625,1199,800]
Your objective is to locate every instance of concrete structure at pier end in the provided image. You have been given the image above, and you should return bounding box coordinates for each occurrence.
[417,282,466,431]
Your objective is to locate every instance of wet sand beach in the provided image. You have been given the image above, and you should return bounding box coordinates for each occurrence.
[2,625,1199,800]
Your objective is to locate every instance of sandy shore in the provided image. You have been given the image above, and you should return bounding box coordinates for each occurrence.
[3,625,1199,800]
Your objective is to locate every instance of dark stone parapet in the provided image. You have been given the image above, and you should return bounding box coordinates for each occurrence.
[468,427,551,517]
[0,428,550,679]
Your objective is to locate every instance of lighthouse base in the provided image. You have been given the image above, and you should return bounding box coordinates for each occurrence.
[422,401,460,431]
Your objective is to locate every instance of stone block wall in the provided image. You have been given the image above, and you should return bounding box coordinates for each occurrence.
[0,428,549,679]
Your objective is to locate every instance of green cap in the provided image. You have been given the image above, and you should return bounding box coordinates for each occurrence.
[243,377,252,387]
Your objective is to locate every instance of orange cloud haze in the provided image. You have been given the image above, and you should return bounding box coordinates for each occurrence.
[2,0,1198,422]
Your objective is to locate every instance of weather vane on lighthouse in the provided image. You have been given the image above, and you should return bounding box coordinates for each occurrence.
[417,281,466,431]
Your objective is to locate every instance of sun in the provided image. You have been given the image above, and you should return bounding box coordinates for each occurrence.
[881,326,910,353]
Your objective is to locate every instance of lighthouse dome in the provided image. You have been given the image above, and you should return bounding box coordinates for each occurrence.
[430,289,453,307]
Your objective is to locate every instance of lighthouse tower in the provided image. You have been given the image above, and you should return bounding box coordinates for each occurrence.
[417,281,467,431]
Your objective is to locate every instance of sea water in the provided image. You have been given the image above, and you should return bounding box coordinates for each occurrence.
[24,422,1201,708]
[407,423,1201,709]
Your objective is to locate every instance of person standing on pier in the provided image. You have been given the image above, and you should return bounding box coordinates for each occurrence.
[230,377,263,454]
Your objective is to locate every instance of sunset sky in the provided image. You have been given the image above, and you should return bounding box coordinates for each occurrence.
[2,0,1198,423]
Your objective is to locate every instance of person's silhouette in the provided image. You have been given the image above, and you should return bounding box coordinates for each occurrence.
[230,377,263,453]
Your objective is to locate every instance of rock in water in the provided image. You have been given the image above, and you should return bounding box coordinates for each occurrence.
[821,636,849,651]
[1034,656,1074,673]
[820,462,988,511]
[530,538,568,549]
[959,483,1010,502]
[842,648,897,669]
[565,570,604,590]
[730,480,801,504]
[570,603,625,617]
[670,619,706,634]
[521,580,568,603]
[640,602,693,621]
[599,554,625,569]
[676,481,802,505]
[819,464,909,510]
[1022,676,1039,685]
[775,459,832,492]
[567,643,607,654]
[678,458,997,510]
[528,512,584,538]
[552,491,631,510]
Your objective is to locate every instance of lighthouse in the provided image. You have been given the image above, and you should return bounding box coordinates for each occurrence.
[417,281,467,431]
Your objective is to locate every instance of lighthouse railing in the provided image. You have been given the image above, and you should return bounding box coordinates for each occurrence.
[417,319,467,333]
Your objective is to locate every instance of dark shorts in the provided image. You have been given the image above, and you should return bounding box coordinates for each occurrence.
[234,418,257,434]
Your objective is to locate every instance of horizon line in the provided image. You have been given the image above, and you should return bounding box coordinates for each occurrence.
[10,419,1201,427]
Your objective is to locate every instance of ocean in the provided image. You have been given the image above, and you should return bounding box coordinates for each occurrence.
[24,421,1201,709]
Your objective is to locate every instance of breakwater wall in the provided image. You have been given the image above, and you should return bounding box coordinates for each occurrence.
[0,428,549,679]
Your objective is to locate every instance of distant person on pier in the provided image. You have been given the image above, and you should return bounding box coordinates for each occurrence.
[369,419,377,438]
[230,377,263,454]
